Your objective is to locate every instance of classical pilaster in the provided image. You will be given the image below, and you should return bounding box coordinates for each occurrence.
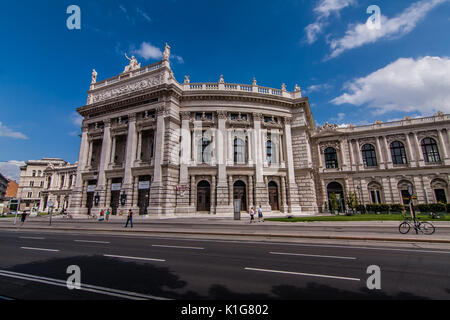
[280,176,288,213]
[382,136,392,169]
[92,118,112,215]
[215,110,232,214]
[211,175,216,214]
[176,112,194,213]
[375,137,385,169]
[248,175,254,209]
[283,117,301,213]
[123,113,138,210]
[405,133,416,167]
[413,132,425,166]
[437,129,449,164]
[149,106,166,214]
[252,113,271,212]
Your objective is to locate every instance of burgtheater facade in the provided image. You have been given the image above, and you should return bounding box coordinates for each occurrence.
[69,45,450,217]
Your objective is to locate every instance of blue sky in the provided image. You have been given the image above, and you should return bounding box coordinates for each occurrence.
[0,0,449,180]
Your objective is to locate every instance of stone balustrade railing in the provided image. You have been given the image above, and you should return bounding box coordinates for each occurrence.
[90,61,163,90]
[183,82,301,99]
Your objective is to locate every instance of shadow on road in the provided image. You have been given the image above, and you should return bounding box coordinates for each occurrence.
[4,255,429,300]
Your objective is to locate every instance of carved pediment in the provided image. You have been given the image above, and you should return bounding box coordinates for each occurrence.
[319,141,340,153]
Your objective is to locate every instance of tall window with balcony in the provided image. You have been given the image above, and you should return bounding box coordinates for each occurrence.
[234,138,246,164]
[361,144,378,167]
[197,133,212,164]
[390,141,407,165]
[266,140,273,164]
[421,138,441,163]
[324,147,339,169]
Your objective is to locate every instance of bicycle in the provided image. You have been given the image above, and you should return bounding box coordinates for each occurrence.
[398,216,435,235]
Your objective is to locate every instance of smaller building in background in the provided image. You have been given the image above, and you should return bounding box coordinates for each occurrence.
[40,162,77,212]
[0,173,8,201]
[17,158,75,211]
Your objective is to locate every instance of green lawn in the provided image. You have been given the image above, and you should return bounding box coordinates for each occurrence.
[266,213,450,222]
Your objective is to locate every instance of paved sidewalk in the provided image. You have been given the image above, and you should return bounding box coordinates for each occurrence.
[1,216,449,243]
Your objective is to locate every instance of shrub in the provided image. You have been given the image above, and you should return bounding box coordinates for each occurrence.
[416,204,431,213]
[357,205,366,214]
[429,203,447,213]
[389,204,405,213]
[378,204,390,213]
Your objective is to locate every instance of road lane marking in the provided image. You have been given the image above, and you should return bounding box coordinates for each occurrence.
[0,295,14,300]
[21,247,59,252]
[74,240,110,244]
[19,236,45,240]
[151,244,204,250]
[103,254,165,262]
[245,267,361,281]
[269,252,356,260]
[0,270,170,300]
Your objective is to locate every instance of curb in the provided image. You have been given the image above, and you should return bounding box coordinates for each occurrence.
[1,225,449,244]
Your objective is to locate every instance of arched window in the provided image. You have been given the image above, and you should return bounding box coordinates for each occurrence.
[362,144,377,167]
[324,147,338,169]
[234,138,246,164]
[32,170,36,177]
[421,138,440,163]
[368,182,383,204]
[390,141,407,165]
[266,140,273,164]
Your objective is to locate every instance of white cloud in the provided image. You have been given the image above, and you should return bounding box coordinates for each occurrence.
[71,112,82,126]
[136,8,151,22]
[0,122,28,139]
[329,0,447,58]
[305,0,355,43]
[331,56,450,115]
[133,42,163,60]
[305,83,332,94]
[171,54,184,64]
[0,160,25,181]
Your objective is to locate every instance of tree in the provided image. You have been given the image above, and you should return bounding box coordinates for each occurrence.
[346,192,360,214]
[329,193,339,214]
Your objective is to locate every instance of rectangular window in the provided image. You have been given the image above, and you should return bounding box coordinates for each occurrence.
[434,189,447,203]
[30,181,34,187]
[27,192,32,198]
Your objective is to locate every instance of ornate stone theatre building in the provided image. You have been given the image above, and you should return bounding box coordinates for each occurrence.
[68,44,450,217]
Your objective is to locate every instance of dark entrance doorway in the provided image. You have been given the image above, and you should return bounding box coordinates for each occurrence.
[86,180,97,216]
[327,181,345,213]
[110,178,122,215]
[138,175,151,215]
[197,180,211,212]
[233,180,247,212]
[268,181,279,211]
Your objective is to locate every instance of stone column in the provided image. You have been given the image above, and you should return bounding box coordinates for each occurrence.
[136,131,142,162]
[123,113,138,210]
[405,133,416,167]
[248,175,254,209]
[93,119,112,216]
[149,106,166,214]
[283,117,301,213]
[382,137,392,169]
[253,113,271,212]
[375,137,385,169]
[356,141,364,170]
[215,111,232,214]
[132,176,139,211]
[413,132,425,166]
[339,139,348,170]
[438,129,449,164]
[348,139,355,170]
[176,112,193,213]
[228,175,233,206]
[211,175,216,214]
[280,176,288,213]
[317,144,323,170]
[190,175,196,208]
[381,177,392,203]
[105,178,111,209]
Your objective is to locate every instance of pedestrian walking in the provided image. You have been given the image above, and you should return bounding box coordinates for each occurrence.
[124,209,133,228]
[98,209,105,222]
[257,205,264,222]
[20,211,28,226]
[105,208,110,222]
[249,206,255,223]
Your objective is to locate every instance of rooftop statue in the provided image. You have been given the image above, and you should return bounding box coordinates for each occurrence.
[123,53,141,73]
[91,69,97,84]
[163,43,171,61]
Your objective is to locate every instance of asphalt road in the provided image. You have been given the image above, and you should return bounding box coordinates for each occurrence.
[0,229,449,300]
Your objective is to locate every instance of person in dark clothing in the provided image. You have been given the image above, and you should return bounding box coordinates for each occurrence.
[124,209,133,228]
[20,211,28,226]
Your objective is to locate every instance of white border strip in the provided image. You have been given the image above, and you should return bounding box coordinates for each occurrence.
[21,247,59,252]
[104,254,165,262]
[151,244,204,250]
[245,267,360,281]
[270,252,356,260]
